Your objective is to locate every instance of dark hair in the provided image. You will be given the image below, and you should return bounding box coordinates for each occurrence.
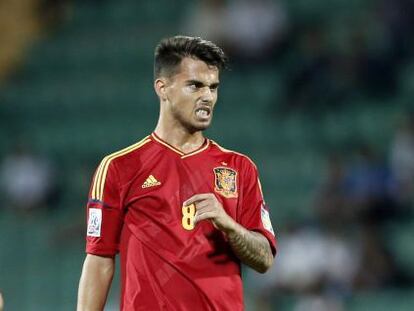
[154,35,228,79]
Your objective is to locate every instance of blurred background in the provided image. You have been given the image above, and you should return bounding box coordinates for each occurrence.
[1,0,414,310]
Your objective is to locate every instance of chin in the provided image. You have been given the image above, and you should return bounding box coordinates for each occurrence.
[189,121,211,132]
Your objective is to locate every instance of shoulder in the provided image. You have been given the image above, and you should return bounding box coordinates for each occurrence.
[209,140,258,170]
[98,135,153,168]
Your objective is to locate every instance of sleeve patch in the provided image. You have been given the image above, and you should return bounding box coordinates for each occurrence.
[261,205,274,235]
[87,208,102,237]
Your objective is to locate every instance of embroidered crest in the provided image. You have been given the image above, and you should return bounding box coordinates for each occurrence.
[213,167,238,198]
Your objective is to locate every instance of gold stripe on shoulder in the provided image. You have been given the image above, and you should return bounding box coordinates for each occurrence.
[210,140,236,154]
[91,136,151,200]
[91,136,150,200]
[97,136,151,201]
[91,160,107,200]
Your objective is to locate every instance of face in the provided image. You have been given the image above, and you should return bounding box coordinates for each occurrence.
[157,57,220,133]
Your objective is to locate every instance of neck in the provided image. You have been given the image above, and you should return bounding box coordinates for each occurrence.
[154,115,205,154]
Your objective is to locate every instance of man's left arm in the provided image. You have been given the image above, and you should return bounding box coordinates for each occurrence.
[183,193,274,273]
[225,218,274,273]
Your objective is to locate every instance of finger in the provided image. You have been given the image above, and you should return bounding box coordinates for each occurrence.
[195,206,218,222]
[193,201,211,211]
[183,193,212,206]
[195,206,215,219]
[183,193,214,207]
[195,211,217,224]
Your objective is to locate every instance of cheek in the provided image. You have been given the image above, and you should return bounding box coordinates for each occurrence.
[212,94,218,107]
[172,95,195,116]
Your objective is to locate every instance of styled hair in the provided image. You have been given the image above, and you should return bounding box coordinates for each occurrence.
[154,35,228,79]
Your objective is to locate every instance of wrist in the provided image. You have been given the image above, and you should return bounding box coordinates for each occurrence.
[220,217,239,236]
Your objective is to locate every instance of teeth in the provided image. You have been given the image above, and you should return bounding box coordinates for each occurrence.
[196,109,209,117]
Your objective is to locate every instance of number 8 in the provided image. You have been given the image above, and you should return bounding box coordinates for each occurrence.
[182,204,195,230]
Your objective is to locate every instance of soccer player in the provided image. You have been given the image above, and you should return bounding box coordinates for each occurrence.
[0,291,3,311]
[77,35,276,311]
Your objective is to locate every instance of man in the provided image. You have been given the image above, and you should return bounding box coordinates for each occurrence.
[0,291,3,311]
[77,35,276,311]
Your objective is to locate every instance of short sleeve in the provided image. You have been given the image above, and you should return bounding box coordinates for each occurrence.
[238,159,277,256]
[85,159,124,256]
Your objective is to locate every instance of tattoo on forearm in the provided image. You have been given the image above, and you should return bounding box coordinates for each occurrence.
[227,228,273,273]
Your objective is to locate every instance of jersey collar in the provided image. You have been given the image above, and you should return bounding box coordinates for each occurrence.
[151,132,210,159]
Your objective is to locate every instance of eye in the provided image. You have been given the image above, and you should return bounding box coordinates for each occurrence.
[210,85,219,92]
[188,83,198,90]
[187,81,203,91]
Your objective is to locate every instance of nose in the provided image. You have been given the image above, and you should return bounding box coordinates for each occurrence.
[200,86,213,103]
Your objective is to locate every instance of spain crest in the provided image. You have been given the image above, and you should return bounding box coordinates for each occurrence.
[213,167,238,198]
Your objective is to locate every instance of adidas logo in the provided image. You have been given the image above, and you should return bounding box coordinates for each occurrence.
[142,175,161,188]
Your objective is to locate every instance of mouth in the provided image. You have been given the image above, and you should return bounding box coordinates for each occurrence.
[195,107,211,120]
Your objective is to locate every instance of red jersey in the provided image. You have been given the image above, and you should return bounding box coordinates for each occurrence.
[85,133,276,311]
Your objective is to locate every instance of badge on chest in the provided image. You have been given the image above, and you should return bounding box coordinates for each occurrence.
[213,167,238,198]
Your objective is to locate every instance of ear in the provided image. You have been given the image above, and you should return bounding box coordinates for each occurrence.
[154,78,168,101]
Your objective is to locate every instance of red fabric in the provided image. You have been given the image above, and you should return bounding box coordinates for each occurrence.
[85,134,276,311]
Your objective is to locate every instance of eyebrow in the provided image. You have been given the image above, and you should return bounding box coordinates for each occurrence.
[186,79,220,88]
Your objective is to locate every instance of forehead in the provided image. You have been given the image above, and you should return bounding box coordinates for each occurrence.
[173,57,219,83]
